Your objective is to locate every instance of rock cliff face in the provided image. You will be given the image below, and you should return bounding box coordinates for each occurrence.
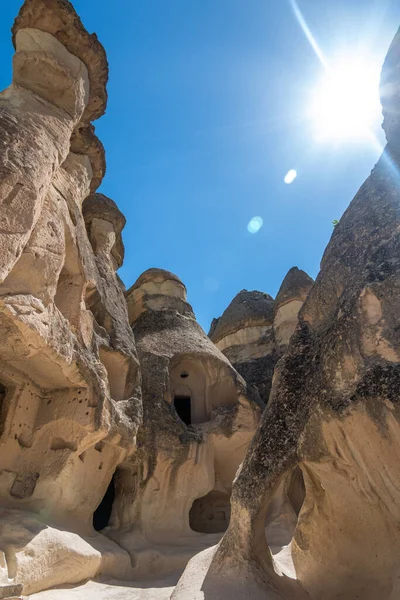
[209,268,313,403]
[173,26,400,600]
[119,269,262,577]
[0,1,141,596]
[1,2,400,600]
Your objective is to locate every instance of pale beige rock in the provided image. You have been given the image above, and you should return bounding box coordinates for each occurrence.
[12,0,109,123]
[0,34,87,283]
[14,28,89,119]
[70,123,106,193]
[209,290,276,403]
[116,269,262,579]
[273,267,314,353]
[29,576,177,600]
[215,324,273,355]
[0,509,132,595]
[273,299,304,349]
[0,2,141,597]
[209,269,313,404]
[3,2,400,600]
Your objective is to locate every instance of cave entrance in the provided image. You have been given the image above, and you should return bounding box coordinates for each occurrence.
[93,473,115,531]
[174,395,191,426]
[265,466,306,551]
[189,490,231,534]
[287,465,306,517]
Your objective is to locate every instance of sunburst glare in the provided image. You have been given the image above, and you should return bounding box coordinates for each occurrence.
[311,58,381,142]
[290,0,382,144]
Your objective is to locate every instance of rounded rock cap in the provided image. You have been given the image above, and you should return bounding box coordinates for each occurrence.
[209,290,275,343]
[128,268,187,295]
[12,0,108,123]
[70,124,106,192]
[125,268,188,325]
[82,193,125,268]
[275,267,314,309]
[83,193,126,233]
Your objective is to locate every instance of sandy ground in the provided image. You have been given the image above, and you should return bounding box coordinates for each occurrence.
[27,541,292,600]
[29,575,179,600]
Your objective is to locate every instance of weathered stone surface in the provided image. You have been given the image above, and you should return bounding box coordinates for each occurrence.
[12,0,108,123]
[274,267,314,351]
[173,26,400,600]
[70,124,106,192]
[209,290,275,342]
[117,269,262,578]
[0,583,23,599]
[83,193,126,268]
[0,3,141,597]
[274,266,314,308]
[2,2,400,600]
[0,508,132,596]
[209,270,313,404]
[0,32,87,282]
[209,290,276,404]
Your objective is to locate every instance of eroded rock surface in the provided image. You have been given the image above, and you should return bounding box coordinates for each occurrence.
[1,1,400,600]
[0,1,141,596]
[118,269,262,578]
[273,267,314,353]
[173,26,400,600]
[209,268,313,403]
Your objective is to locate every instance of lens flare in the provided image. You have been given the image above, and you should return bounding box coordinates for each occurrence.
[284,169,297,184]
[247,216,263,234]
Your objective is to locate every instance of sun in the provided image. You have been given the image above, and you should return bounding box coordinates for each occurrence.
[311,58,382,142]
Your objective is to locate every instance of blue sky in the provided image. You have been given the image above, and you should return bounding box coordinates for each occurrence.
[1,1,399,330]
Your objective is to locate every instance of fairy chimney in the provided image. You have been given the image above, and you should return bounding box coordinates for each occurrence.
[120,269,262,577]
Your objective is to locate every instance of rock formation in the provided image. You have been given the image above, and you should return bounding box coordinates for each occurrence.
[209,290,276,403]
[273,267,314,353]
[1,1,400,599]
[118,268,262,577]
[0,1,141,596]
[172,26,400,600]
[209,268,313,403]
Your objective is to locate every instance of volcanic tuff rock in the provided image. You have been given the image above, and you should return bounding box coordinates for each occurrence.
[12,0,108,123]
[173,25,400,600]
[209,290,276,403]
[0,0,141,595]
[2,1,400,599]
[119,268,262,577]
[209,268,313,403]
[274,267,314,351]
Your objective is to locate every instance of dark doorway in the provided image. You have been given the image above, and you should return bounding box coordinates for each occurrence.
[174,395,191,426]
[93,473,115,531]
[189,490,231,534]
